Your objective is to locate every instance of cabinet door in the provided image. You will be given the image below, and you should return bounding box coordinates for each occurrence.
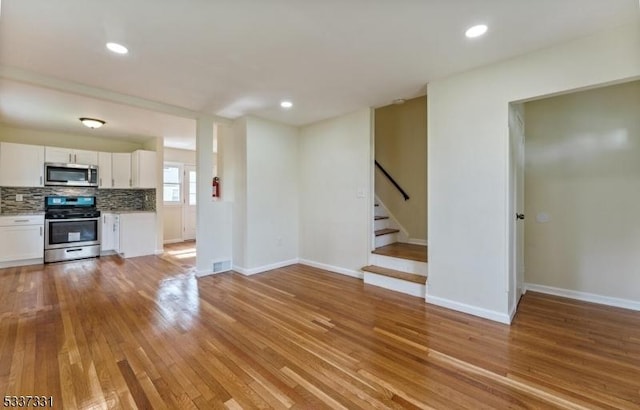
[0,143,45,187]
[101,213,115,252]
[111,153,132,188]
[0,224,44,262]
[132,150,157,188]
[98,152,113,188]
[119,213,156,258]
[73,149,99,166]
[45,146,73,163]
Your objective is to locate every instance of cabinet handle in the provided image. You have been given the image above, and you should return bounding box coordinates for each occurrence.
[40,176,43,185]
[69,153,72,163]
[112,178,114,187]
[103,215,106,223]
[74,154,77,163]
[14,219,29,223]
[40,226,43,236]
[129,179,132,187]
[100,177,102,187]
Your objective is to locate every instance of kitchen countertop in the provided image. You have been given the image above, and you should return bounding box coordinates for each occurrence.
[0,211,46,216]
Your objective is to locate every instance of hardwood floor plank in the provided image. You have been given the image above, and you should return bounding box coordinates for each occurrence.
[1,243,639,409]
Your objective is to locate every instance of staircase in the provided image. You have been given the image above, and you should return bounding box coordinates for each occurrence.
[362,202,428,298]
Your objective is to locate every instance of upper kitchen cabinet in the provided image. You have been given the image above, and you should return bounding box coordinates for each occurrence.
[131,150,157,188]
[0,142,45,187]
[98,152,113,189]
[111,153,132,188]
[45,147,98,166]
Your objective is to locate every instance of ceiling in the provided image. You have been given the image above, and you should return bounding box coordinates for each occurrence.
[0,0,638,150]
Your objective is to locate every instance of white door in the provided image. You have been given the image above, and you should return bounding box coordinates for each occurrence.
[183,165,197,240]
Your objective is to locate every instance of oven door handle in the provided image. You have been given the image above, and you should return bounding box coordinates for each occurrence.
[46,217,100,223]
[65,248,84,253]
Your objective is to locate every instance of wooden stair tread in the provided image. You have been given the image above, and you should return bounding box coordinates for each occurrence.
[372,242,428,263]
[374,216,389,220]
[375,228,399,236]
[362,265,426,284]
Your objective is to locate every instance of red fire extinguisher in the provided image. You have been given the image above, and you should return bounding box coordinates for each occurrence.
[212,176,220,198]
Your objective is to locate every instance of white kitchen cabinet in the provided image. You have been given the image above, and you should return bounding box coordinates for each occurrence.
[45,147,98,165]
[0,142,45,187]
[131,150,157,188]
[111,153,132,188]
[0,215,44,264]
[118,212,156,258]
[98,152,113,189]
[101,213,117,253]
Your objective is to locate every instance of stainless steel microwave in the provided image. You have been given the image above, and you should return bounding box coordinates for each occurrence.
[44,163,99,187]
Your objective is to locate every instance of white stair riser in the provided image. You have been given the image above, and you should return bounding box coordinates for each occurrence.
[363,272,426,298]
[374,219,389,231]
[374,206,386,217]
[371,254,428,276]
[375,232,397,247]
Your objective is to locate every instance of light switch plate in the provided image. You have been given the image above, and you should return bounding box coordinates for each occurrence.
[15,194,23,202]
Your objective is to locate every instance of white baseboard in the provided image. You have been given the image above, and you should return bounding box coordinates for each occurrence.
[298,259,363,279]
[163,239,183,245]
[426,294,512,324]
[407,238,428,246]
[524,283,640,312]
[233,259,299,276]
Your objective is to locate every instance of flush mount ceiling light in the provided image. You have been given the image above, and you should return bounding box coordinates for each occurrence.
[106,42,128,54]
[79,117,106,129]
[280,101,293,109]
[465,24,488,38]
[392,98,406,105]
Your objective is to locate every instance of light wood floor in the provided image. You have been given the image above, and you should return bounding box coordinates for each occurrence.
[1,249,639,409]
[372,242,428,263]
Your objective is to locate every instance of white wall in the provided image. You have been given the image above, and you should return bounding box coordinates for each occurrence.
[195,118,232,275]
[243,117,299,270]
[163,206,182,243]
[230,118,248,269]
[427,22,640,323]
[0,124,146,152]
[524,81,640,303]
[299,108,373,276]
[164,147,196,164]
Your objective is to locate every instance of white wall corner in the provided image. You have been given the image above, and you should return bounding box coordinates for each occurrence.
[408,238,428,246]
[426,294,512,325]
[524,283,640,312]
[298,259,364,279]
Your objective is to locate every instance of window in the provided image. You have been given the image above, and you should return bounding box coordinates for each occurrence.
[163,164,182,204]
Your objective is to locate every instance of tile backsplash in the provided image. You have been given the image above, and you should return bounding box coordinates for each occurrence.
[0,187,156,214]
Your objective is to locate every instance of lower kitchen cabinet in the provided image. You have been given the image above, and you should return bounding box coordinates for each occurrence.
[0,215,44,264]
[100,213,119,253]
[118,212,156,258]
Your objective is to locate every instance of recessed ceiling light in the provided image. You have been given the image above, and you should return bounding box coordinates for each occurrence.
[280,101,293,109]
[393,99,406,105]
[465,24,488,38]
[79,117,106,129]
[106,42,128,54]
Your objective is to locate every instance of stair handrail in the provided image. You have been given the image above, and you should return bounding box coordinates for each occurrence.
[375,160,410,201]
